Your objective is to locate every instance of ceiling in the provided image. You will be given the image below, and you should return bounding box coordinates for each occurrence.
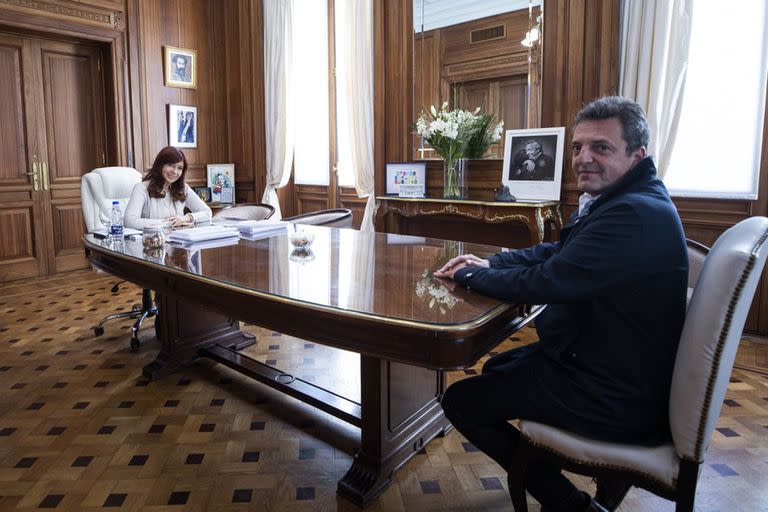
[413,0,542,32]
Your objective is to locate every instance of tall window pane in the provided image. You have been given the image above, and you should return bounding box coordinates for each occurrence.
[664,1,768,198]
[293,0,330,185]
[335,0,355,187]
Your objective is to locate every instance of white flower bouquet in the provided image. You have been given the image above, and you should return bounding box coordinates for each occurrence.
[415,102,504,198]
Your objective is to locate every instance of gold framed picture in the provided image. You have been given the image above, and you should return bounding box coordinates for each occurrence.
[164,46,197,89]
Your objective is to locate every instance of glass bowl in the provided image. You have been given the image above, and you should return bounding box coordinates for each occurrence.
[288,230,315,248]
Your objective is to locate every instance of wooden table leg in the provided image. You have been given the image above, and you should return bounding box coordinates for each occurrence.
[337,355,452,506]
[143,292,254,380]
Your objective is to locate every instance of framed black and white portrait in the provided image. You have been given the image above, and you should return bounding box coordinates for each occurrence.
[168,104,197,148]
[164,46,197,88]
[502,127,565,201]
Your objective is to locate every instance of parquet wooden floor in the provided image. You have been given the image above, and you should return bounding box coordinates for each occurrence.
[1,270,767,511]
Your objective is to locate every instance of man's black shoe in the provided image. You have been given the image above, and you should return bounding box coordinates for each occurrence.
[595,477,632,510]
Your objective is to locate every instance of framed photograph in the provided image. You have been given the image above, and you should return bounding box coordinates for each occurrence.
[168,104,197,148]
[193,186,211,203]
[207,163,235,203]
[502,127,565,201]
[164,46,197,88]
[385,162,427,196]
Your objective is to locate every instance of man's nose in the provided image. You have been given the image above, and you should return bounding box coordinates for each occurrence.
[575,147,594,163]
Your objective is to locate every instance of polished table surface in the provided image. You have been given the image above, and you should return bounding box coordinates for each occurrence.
[84,228,531,369]
[83,227,538,506]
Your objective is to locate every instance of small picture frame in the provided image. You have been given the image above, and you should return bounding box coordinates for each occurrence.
[168,104,197,148]
[193,186,211,203]
[164,46,197,88]
[207,163,235,203]
[386,162,427,196]
[502,127,565,201]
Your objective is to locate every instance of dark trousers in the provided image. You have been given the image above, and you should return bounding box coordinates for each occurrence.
[441,343,587,511]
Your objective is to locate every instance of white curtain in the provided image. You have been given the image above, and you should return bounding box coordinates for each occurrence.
[337,0,376,231]
[619,0,693,179]
[262,0,295,219]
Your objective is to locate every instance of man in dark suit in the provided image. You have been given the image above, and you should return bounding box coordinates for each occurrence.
[435,96,688,512]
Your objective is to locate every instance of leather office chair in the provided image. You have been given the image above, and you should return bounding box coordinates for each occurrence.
[507,216,768,512]
[283,208,353,228]
[686,238,709,305]
[212,203,275,221]
[81,166,156,351]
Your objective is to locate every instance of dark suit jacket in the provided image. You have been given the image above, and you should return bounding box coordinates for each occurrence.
[455,157,688,443]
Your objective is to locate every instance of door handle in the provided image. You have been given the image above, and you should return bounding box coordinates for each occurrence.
[41,161,49,191]
[27,162,40,191]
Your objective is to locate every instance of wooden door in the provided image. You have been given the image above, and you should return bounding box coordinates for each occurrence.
[0,32,106,281]
[38,39,106,274]
[0,34,48,280]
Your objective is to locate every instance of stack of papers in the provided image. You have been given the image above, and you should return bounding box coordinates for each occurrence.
[167,225,240,245]
[236,219,288,239]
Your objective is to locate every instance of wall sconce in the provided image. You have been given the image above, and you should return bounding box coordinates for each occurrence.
[521,15,542,47]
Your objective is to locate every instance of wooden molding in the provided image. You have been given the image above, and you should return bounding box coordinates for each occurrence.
[0,0,122,30]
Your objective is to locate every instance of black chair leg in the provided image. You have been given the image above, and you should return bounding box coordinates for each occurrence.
[129,289,157,351]
[93,288,156,351]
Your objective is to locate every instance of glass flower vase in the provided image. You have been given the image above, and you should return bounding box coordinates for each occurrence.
[443,158,467,199]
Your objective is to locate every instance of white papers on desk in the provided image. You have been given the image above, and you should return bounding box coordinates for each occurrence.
[236,219,288,239]
[170,236,241,250]
[167,225,240,245]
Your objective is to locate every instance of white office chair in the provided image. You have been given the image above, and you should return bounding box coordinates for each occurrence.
[283,208,353,228]
[508,216,768,512]
[81,167,156,351]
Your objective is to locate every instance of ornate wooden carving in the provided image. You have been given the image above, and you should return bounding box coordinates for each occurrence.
[0,0,122,30]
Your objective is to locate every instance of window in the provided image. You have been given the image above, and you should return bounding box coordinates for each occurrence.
[292,0,330,186]
[664,1,768,199]
[292,0,356,188]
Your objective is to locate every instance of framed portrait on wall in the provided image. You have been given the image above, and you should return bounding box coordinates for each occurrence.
[207,163,235,204]
[164,46,197,88]
[501,127,565,201]
[168,104,197,148]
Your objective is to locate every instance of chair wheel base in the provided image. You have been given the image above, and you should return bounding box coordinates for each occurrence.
[94,326,105,336]
[130,337,140,352]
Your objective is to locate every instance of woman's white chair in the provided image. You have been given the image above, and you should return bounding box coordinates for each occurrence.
[81,166,156,351]
[507,216,768,512]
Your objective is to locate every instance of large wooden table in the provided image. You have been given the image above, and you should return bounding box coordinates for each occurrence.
[84,228,539,507]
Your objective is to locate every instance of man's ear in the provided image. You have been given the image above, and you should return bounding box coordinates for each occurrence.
[631,146,647,164]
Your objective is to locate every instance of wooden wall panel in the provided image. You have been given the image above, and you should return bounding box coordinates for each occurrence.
[0,42,25,179]
[131,0,228,186]
[0,209,32,259]
[221,0,264,204]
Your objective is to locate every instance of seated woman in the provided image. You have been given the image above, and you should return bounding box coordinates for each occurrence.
[124,146,212,229]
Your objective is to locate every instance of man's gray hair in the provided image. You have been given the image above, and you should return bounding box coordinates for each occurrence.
[573,96,650,154]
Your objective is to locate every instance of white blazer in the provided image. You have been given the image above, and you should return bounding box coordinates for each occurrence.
[124,181,212,229]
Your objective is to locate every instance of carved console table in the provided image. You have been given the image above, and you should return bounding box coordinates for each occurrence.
[375,197,563,247]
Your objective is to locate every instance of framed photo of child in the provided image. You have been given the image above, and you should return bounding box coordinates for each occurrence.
[206,164,235,203]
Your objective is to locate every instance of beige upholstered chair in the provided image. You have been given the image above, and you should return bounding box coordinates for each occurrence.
[212,203,275,221]
[81,167,156,351]
[508,216,768,512]
[283,208,353,228]
[685,238,709,305]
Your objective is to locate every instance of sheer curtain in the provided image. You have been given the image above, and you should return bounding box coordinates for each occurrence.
[262,0,295,219]
[336,0,375,231]
[619,0,693,179]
